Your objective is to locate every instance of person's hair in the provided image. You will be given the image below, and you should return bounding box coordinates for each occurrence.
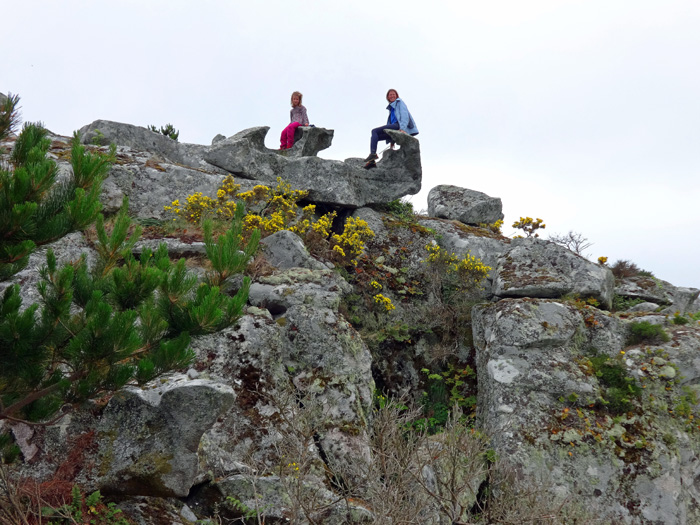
[386,89,400,101]
[291,91,303,106]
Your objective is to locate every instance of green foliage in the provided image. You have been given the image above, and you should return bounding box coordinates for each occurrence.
[417,364,477,433]
[203,203,260,290]
[588,351,642,414]
[628,321,671,345]
[42,485,129,524]
[670,312,690,325]
[148,123,179,141]
[0,93,21,144]
[0,198,257,442]
[376,198,416,223]
[611,294,645,312]
[0,117,114,281]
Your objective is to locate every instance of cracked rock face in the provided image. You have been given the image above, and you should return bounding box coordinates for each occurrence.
[97,374,235,497]
[204,127,422,207]
[493,237,615,309]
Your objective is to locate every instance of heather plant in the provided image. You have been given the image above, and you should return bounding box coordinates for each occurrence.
[512,216,545,238]
[0,95,114,281]
[0,198,256,442]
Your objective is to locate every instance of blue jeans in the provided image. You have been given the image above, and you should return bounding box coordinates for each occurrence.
[370,123,400,154]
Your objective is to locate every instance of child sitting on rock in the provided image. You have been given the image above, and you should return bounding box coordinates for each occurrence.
[280,91,309,150]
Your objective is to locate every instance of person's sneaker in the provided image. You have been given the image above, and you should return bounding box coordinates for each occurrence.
[364,153,379,162]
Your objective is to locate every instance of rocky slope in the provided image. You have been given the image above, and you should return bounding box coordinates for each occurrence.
[2,117,700,524]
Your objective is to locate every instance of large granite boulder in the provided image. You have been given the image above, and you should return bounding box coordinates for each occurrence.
[78,120,211,171]
[204,127,421,207]
[0,92,7,105]
[97,374,235,497]
[427,185,504,225]
[493,237,615,309]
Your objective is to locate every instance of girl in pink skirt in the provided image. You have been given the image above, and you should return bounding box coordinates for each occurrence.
[280,91,309,150]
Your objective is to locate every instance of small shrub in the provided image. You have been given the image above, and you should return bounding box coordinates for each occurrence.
[610,259,654,280]
[547,230,592,256]
[512,217,545,238]
[148,123,179,141]
[612,294,645,312]
[671,312,690,325]
[628,321,670,345]
[588,351,642,414]
[377,198,415,223]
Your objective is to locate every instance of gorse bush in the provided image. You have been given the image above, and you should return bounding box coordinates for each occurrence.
[167,175,375,266]
[0,95,114,281]
[512,216,545,238]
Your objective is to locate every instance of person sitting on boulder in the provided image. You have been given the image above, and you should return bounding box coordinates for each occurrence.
[280,91,310,150]
[365,89,419,163]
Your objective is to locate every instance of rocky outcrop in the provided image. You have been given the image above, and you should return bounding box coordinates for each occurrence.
[79,120,211,171]
[259,230,327,271]
[493,237,615,309]
[473,299,700,524]
[205,127,422,207]
[427,185,504,225]
[615,276,700,315]
[97,374,235,497]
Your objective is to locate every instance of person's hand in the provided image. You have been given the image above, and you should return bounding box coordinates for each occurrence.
[399,130,406,133]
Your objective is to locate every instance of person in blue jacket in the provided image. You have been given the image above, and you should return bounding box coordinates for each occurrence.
[365,89,419,162]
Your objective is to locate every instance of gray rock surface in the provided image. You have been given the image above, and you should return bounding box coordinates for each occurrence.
[0,92,7,105]
[494,237,615,309]
[615,276,700,315]
[259,230,326,271]
[204,127,421,207]
[428,185,504,225]
[78,120,210,171]
[97,374,235,497]
[473,298,700,524]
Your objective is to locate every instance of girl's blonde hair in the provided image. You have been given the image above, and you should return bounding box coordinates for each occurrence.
[386,89,399,101]
[291,91,303,106]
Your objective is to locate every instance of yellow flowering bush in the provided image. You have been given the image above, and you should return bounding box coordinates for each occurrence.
[512,217,546,238]
[424,243,491,292]
[165,176,375,266]
[374,294,395,312]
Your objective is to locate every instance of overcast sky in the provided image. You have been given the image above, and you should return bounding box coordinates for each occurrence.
[4,1,699,288]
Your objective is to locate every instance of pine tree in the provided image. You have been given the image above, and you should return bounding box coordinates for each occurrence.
[0,94,114,281]
[0,96,259,461]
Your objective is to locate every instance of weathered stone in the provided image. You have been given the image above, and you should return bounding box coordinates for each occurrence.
[204,127,421,207]
[78,120,210,171]
[494,237,615,309]
[473,298,700,524]
[259,230,326,271]
[427,185,504,225]
[0,92,8,105]
[615,276,700,315]
[97,374,235,497]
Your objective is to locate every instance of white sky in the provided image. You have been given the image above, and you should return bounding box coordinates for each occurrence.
[4,0,700,288]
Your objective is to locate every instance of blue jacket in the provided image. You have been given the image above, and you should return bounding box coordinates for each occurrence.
[387,98,419,135]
